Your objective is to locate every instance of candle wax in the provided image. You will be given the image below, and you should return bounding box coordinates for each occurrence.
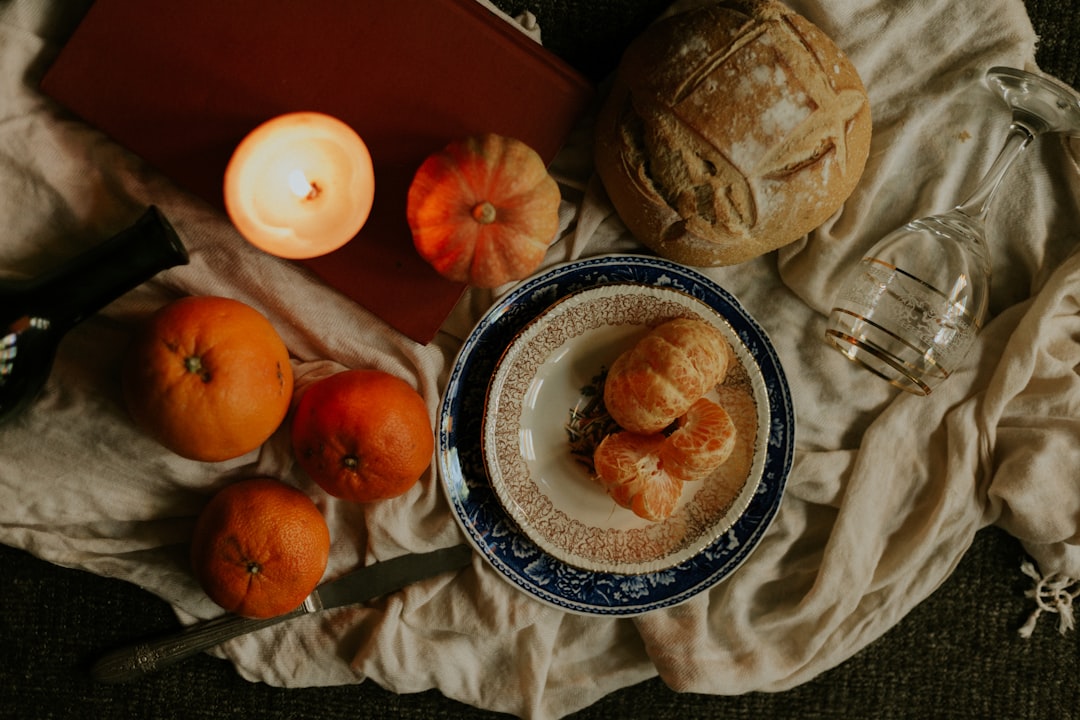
[224,112,375,259]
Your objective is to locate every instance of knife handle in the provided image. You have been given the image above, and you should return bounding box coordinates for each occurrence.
[91,605,306,684]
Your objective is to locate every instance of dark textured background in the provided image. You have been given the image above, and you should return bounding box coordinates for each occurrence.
[3,1,1079,718]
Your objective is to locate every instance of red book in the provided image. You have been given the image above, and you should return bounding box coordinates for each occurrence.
[40,0,593,343]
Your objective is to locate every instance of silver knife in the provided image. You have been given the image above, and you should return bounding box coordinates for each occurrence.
[91,543,473,683]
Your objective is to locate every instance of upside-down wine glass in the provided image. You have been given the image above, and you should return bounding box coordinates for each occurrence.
[825,67,1080,395]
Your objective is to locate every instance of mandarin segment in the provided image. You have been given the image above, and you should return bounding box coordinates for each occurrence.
[591,397,740,521]
[660,397,737,482]
[593,431,681,522]
[586,317,742,522]
[603,318,730,434]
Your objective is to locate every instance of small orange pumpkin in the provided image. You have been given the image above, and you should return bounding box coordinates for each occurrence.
[406,133,561,289]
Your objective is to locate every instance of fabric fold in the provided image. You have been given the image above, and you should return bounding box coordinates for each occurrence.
[2,0,1079,718]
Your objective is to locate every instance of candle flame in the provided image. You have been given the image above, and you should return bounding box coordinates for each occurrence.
[288,168,319,200]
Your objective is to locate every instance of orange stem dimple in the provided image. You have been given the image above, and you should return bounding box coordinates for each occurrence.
[184,355,212,383]
[471,201,497,224]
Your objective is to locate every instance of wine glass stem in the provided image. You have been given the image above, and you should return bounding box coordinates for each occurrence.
[954,122,1034,221]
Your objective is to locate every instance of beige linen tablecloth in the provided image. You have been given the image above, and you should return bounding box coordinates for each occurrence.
[2,1,1079,718]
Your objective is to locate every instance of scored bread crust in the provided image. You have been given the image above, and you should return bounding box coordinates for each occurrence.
[594,0,872,267]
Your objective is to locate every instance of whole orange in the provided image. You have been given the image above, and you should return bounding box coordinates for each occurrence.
[291,369,434,503]
[190,477,330,618]
[122,295,293,462]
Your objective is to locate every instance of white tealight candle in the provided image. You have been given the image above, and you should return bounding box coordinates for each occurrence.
[224,112,375,259]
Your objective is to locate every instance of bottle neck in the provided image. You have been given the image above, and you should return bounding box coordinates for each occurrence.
[6,207,189,331]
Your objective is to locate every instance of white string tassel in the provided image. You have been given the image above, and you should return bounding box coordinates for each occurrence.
[1018,560,1080,638]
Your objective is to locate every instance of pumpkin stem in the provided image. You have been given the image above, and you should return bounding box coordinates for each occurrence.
[471,201,497,225]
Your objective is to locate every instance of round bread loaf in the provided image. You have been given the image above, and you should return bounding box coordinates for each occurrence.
[594,0,872,266]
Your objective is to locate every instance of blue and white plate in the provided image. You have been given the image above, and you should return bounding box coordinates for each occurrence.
[438,255,794,616]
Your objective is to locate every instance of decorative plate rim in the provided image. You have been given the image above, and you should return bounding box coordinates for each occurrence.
[481,282,770,575]
[438,254,794,616]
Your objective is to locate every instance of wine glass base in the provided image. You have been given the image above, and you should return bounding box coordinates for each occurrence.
[986,67,1080,136]
[825,309,949,396]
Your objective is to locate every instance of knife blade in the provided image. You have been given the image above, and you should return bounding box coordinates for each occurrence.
[91,543,472,683]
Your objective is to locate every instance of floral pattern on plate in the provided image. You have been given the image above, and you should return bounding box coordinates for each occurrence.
[483,284,769,575]
[439,254,794,615]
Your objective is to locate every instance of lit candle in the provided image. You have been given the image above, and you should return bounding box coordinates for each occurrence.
[224,112,375,259]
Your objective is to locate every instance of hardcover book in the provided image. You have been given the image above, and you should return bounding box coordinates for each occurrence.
[40,0,593,343]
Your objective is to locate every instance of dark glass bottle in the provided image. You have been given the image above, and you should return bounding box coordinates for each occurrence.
[0,206,189,424]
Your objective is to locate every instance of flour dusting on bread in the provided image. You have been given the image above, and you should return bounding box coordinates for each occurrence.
[594,0,871,266]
